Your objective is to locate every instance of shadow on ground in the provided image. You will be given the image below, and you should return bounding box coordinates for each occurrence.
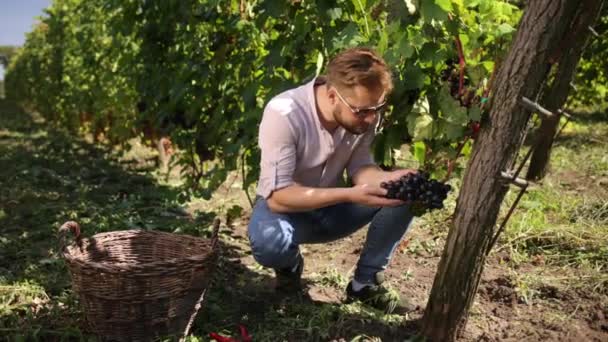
[522,110,607,149]
[0,100,419,341]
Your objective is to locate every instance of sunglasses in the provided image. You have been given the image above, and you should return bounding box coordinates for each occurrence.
[334,88,388,118]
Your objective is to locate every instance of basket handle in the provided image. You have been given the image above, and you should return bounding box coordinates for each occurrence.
[58,221,83,252]
[181,218,221,340]
[210,217,220,249]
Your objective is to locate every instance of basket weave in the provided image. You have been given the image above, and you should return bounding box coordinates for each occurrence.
[58,219,220,341]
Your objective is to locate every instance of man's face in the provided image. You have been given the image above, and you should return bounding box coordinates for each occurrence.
[331,85,386,135]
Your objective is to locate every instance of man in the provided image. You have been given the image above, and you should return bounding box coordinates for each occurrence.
[247,47,416,314]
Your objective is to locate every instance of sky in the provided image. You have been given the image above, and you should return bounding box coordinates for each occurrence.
[0,0,51,79]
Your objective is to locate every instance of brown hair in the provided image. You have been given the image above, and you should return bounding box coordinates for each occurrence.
[325,47,393,95]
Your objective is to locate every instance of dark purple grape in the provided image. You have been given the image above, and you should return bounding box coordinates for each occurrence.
[381,173,451,215]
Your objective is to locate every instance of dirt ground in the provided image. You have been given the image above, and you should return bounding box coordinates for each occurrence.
[196,180,607,341]
[2,99,606,341]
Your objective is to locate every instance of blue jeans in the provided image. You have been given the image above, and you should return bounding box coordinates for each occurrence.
[247,196,415,284]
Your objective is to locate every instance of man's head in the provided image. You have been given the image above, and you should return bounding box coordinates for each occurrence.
[325,47,393,135]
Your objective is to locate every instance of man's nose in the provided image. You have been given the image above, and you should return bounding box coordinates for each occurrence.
[364,112,377,124]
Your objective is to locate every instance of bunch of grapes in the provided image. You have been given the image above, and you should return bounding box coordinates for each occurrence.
[381,171,452,216]
[440,58,459,81]
[441,58,479,108]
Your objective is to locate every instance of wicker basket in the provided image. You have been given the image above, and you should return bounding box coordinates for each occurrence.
[58,219,220,341]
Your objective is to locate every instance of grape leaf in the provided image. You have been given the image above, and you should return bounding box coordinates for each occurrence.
[402,65,426,90]
[412,141,426,164]
[468,107,482,121]
[496,23,515,36]
[435,0,453,12]
[408,113,434,141]
[421,1,448,21]
[437,85,468,125]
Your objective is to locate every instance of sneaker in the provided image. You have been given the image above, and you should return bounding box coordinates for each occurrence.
[274,253,304,294]
[345,272,417,314]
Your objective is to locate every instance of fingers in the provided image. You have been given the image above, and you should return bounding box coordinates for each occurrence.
[392,168,417,179]
[367,186,389,197]
[357,183,387,196]
[376,198,407,207]
[363,194,405,207]
[357,184,408,207]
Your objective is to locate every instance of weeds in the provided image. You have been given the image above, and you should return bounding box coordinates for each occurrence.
[1,100,607,340]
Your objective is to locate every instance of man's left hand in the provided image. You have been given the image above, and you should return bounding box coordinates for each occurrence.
[382,168,417,183]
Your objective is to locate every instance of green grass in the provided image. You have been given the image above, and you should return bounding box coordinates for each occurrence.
[1,98,606,341]
[310,267,349,289]
[412,110,608,303]
[494,112,608,297]
[508,116,606,243]
[0,100,421,341]
[0,100,218,341]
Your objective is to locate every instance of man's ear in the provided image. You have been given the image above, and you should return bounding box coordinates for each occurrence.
[327,88,337,105]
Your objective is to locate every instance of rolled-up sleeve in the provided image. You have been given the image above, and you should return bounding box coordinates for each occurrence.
[257,108,297,198]
[346,129,376,180]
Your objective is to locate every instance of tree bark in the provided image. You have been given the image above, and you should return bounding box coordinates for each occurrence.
[526,0,605,181]
[421,1,583,341]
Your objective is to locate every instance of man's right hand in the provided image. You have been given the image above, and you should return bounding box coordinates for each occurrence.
[348,184,406,208]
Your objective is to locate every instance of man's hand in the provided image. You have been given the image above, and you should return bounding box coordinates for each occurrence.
[348,184,405,207]
[382,168,418,183]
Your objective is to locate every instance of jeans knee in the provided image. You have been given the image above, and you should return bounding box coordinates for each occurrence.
[395,202,413,213]
[369,204,415,238]
[248,219,297,269]
[380,203,413,221]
